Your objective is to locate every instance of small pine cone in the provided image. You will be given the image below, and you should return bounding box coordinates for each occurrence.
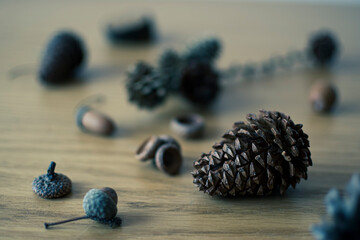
[312,174,360,240]
[183,38,221,63]
[158,49,182,90]
[192,110,312,197]
[126,62,168,109]
[308,30,338,66]
[180,62,220,106]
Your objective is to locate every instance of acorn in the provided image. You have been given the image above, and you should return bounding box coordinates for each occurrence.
[76,106,116,136]
[39,31,86,85]
[309,80,338,113]
[44,187,121,229]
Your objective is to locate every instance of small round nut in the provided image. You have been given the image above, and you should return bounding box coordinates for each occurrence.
[171,114,205,139]
[309,80,337,113]
[83,189,117,221]
[155,143,182,175]
[136,135,163,161]
[76,106,116,136]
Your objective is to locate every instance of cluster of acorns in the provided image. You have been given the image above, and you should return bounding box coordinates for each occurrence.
[32,162,122,229]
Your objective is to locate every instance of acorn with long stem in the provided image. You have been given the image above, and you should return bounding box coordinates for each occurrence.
[44,187,121,229]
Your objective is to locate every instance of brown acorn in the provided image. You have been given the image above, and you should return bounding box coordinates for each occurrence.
[192,110,312,197]
[309,80,337,113]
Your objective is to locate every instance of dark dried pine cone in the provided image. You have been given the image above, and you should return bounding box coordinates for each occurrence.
[308,31,338,66]
[126,62,168,109]
[180,62,220,106]
[192,110,312,197]
[183,38,221,63]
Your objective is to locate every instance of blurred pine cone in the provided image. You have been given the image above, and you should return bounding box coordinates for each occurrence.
[126,62,169,109]
[312,174,360,240]
[158,49,182,90]
[308,31,338,66]
[183,38,221,63]
[180,62,220,106]
[192,110,312,197]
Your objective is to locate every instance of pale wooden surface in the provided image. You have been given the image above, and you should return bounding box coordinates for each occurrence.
[0,1,360,239]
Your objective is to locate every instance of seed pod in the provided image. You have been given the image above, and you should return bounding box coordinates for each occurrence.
[171,114,205,139]
[32,161,71,199]
[155,143,183,175]
[44,187,121,229]
[39,31,86,85]
[76,106,116,136]
[309,80,337,113]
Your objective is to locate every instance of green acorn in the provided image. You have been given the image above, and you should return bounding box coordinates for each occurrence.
[44,187,121,229]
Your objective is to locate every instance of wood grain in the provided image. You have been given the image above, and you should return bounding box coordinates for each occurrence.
[0,1,360,239]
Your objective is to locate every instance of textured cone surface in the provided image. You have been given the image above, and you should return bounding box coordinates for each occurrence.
[39,31,85,84]
[158,49,182,91]
[83,189,117,220]
[180,62,219,106]
[126,62,169,109]
[192,110,312,197]
[183,38,221,63]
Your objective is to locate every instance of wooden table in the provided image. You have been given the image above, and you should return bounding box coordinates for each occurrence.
[0,1,359,239]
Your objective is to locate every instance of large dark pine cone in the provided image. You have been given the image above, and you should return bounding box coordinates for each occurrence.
[180,62,220,106]
[126,62,168,109]
[308,31,338,66]
[192,110,312,197]
[39,31,85,84]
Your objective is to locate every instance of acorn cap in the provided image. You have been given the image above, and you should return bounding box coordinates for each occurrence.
[155,143,182,175]
[32,162,72,199]
[136,135,163,161]
[158,135,181,152]
[170,114,205,139]
[76,105,92,130]
[136,135,181,162]
[83,189,117,221]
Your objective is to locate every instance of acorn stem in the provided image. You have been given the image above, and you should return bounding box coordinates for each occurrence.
[47,161,56,180]
[44,216,89,229]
